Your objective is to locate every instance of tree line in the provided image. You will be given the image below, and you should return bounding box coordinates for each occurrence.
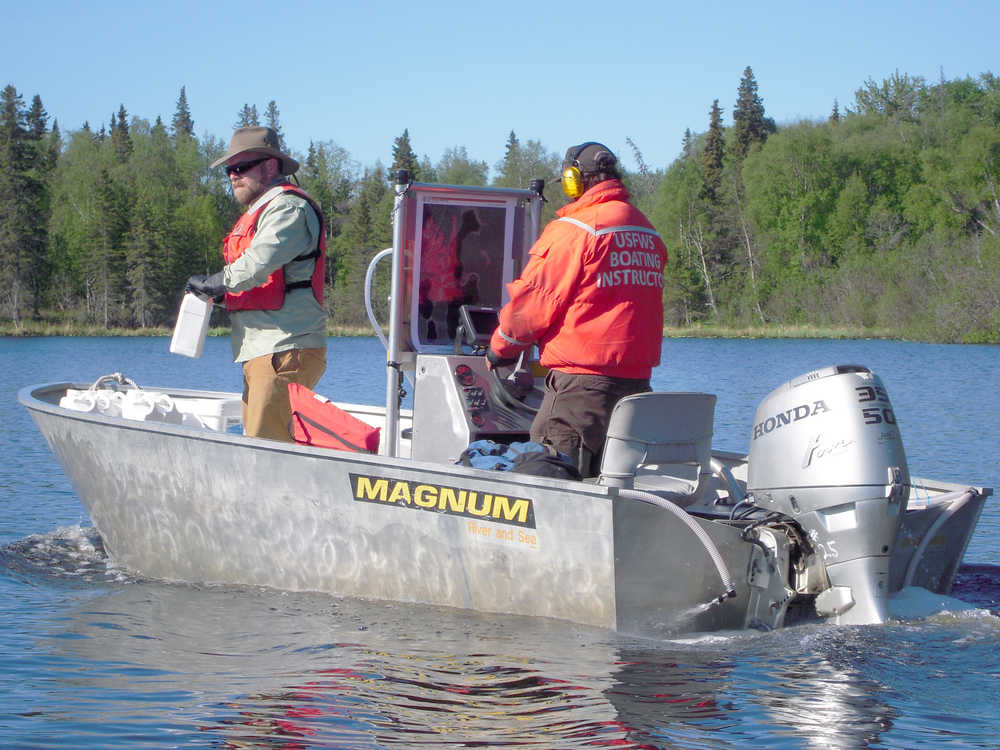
[651,68,1000,343]
[1,70,997,342]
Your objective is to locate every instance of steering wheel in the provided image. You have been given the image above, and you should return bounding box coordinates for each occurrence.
[488,352,539,415]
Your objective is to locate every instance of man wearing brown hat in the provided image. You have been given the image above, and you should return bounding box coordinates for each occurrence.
[186,126,327,441]
[486,142,668,477]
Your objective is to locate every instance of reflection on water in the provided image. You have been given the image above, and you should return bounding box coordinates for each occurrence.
[22,580,632,747]
[747,632,898,749]
[3,549,995,748]
[5,524,997,747]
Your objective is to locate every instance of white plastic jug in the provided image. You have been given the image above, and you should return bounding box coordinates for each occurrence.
[169,293,213,358]
[121,390,182,424]
[59,389,124,416]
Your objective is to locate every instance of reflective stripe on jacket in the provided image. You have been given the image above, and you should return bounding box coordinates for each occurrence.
[222,184,325,312]
[489,180,666,379]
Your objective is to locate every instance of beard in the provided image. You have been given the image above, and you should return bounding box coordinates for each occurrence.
[233,182,261,206]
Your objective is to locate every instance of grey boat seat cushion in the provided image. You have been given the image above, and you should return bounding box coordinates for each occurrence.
[598,392,717,506]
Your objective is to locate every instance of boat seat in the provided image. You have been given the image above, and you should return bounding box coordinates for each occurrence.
[598,392,717,507]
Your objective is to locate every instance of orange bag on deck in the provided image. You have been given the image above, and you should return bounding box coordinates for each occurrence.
[288,383,381,453]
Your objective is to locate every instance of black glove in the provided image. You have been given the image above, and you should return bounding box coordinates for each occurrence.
[486,348,518,370]
[185,271,226,302]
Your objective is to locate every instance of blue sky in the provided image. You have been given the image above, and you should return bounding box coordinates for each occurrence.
[5,0,996,177]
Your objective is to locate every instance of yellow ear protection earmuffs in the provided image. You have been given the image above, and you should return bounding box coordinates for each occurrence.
[561,169,585,201]
[560,142,613,200]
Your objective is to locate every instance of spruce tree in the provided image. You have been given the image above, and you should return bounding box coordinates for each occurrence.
[25,95,55,318]
[44,120,61,172]
[0,85,25,320]
[391,129,420,180]
[171,85,194,138]
[27,95,47,138]
[91,166,129,327]
[111,104,132,163]
[732,66,772,159]
[502,130,519,163]
[700,100,724,201]
[235,104,259,128]
[125,199,159,327]
[0,88,57,321]
[492,131,521,187]
[682,128,694,159]
[264,100,285,149]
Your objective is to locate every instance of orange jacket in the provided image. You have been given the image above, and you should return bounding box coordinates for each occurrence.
[489,180,666,379]
[222,185,325,312]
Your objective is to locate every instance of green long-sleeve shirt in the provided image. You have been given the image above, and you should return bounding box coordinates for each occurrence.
[223,184,328,362]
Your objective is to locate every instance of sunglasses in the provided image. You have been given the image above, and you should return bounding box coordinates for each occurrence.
[225,157,269,176]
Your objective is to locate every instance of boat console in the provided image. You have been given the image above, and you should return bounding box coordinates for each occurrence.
[408,303,542,462]
[410,353,540,462]
[372,174,547,459]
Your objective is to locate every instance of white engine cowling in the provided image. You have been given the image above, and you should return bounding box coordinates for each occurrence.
[747,365,910,624]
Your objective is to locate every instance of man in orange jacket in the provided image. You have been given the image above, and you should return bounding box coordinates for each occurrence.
[487,142,667,477]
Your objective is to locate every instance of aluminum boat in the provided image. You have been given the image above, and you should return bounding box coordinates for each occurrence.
[19,176,991,637]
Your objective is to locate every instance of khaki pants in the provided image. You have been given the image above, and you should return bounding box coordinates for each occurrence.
[242,347,327,441]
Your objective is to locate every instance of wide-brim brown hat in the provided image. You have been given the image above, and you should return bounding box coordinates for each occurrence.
[211,126,299,175]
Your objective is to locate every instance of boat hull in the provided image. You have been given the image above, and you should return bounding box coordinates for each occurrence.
[892,482,987,594]
[22,383,753,637]
[22,381,991,635]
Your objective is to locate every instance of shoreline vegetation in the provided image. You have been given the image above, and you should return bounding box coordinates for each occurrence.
[0,320,903,341]
[3,71,998,345]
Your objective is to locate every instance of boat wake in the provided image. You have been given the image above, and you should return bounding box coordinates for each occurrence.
[888,585,994,622]
[0,525,131,586]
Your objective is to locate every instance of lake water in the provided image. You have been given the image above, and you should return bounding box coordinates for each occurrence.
[2,336,998,748]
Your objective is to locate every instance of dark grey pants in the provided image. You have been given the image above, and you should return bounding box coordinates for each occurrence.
[529,370,650,478]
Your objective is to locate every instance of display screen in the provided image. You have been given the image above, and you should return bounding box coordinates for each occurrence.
[461,306,499,343]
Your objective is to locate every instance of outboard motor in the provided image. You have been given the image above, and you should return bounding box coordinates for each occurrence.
[747,365,910,624]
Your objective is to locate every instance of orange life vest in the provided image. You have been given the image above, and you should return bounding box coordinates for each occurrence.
[288,383,381,453]
[222,184,325,312]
